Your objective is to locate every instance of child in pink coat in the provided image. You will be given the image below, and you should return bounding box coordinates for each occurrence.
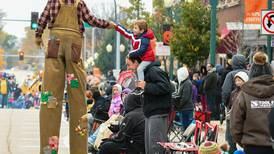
[108,84,123,117]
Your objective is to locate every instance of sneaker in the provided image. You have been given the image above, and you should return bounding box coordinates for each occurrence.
[132,87,144,95]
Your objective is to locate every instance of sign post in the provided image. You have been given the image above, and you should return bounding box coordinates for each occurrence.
[261,10,274,35]
[261,8,274,61]
[155,42,171,56]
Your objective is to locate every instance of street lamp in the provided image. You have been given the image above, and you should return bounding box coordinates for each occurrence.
[120,44,125,52]
[106,44,113,53]
[94,52,99,59]
[107,43,125,53]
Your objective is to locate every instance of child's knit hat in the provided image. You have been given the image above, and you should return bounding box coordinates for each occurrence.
[199,141,221,154]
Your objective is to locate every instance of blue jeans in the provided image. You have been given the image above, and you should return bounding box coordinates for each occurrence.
[88,124,100,145]
[225,119,237,154]
[1,94,8,108]
[137,61,152,81]
[179,110,193,129]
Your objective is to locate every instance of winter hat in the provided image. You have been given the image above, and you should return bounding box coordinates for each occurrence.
[113,84,122,94]
[234,71,249,82]
[199,141,221,154]
[253,51,269,65]
[123,93,142,114]
[177,66,189,84]
[231,54,246,70]
[249,52,272,79]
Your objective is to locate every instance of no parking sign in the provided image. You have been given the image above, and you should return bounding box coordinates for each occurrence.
[261,10,274,35]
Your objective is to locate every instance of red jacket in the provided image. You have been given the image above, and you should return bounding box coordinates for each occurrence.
[115,24,156,61]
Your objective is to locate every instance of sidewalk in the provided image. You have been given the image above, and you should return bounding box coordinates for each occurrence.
[0,109,69,154]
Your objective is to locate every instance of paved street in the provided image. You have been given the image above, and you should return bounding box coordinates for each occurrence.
[0,108,227,154]
[0,109,69,154]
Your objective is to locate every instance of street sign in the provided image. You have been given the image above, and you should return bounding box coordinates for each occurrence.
[155,42,171,56]
[261,10,274,35]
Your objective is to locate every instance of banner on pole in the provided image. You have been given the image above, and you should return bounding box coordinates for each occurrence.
[244,0,267,24]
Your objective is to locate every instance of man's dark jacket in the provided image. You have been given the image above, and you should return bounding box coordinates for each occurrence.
[143,61,172,117]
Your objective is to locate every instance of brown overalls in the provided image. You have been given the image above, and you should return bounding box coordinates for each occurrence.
[40,0,87,153]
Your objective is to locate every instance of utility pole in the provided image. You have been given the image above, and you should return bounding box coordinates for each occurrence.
[91,28,95,59]
[114,0,121,71]
[210,0,217,65]
[267,0,273,62]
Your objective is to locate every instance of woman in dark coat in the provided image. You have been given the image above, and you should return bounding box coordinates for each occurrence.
[98,93,145,154]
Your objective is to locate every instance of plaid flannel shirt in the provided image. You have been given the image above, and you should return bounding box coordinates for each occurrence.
[35,0,110,38]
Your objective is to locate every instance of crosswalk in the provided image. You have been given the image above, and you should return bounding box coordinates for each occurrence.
[0,109,69,154]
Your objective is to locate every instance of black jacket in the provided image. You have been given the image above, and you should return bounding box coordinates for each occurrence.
[143,61,172,117]
[203,71,217,95]
[89,96,110,121]
[112,94,145,153]
[176,79,193,111]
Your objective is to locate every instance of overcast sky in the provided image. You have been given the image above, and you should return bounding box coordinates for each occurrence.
[0,0,152,40]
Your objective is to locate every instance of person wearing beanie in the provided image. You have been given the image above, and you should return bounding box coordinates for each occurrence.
[231,51,274,154]
[249,51,272,78]
[199,141,221,154]
[175,66,194,129]
[225,71,248,154]
[221,54,248,153]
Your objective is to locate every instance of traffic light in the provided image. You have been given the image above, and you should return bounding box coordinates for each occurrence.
[31,12,39,30]
[19,51,24,61]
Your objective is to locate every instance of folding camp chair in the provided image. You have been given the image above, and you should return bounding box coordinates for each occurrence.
[159,120,202,154]
[201,122,218,143]
[194,105,211,124]
[167,107,185,142]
